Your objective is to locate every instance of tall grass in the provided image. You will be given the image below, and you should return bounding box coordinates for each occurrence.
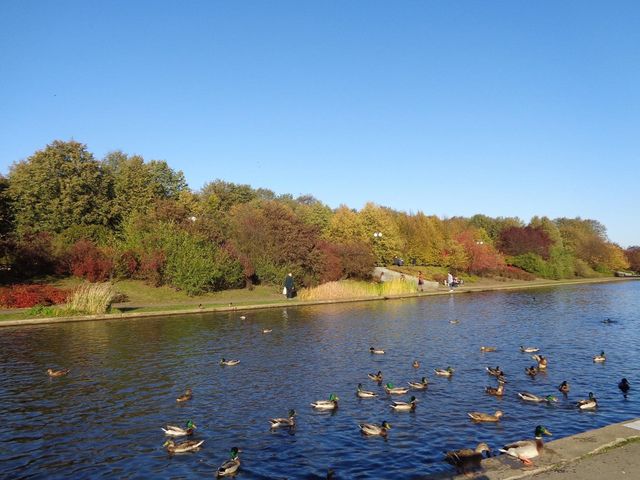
[298,278,417,301]
[65,282,117,315]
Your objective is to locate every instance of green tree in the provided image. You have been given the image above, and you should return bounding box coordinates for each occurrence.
[9,140,113,234]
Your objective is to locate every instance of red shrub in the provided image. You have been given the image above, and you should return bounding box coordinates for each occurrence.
[115,250,140,278]
[139,250,166,286]
[68,240,113,282]
[0,284,69,308]
[497,265,536,281]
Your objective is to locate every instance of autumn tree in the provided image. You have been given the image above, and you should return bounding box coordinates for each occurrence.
[8,140,113,234]
[498,226,552,259]
[626,247,640,272]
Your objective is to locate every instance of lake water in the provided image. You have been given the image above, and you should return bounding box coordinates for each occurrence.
[1,281,639,479]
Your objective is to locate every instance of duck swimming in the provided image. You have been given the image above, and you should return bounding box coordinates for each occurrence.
[525,366,538,377]
[412,360,420,368]
[390,396,418,411]
[408,377,429,390]
[384,383,409,395]
[359,420,391,436]
[593,351,606,363]
[500,425,552,466]
[216,447,241,477]
[577,392,597,410]
[176,388,192,402]
[163,438,204,454]
[270,409,296,429]
[480,346,497,352]
[162,420,196,437]
[368,371,383,382]
[468,410,503,422]
[518,392,557,403]
[558,381,570,394]
[311,393,339,410]
[434,367,455,377]
[486,366,504,377]
[619,378,630,397]
[47,368,70,377]
[220,358,240,366]
[520,346,539,353]
[357,383,378,398]
[485,379,506,397]
[531,354,548,370]
[370,347,385,355]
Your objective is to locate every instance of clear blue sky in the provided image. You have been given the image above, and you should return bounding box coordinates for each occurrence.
[1,1,638,247]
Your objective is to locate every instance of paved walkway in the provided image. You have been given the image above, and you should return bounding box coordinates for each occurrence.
[373,267,440,289]
[425,418,640,480]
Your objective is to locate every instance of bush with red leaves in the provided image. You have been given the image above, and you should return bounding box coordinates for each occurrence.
[68,240,114,282]
[0,284,69,308]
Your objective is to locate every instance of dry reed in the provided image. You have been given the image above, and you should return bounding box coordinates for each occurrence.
[298,278,417,301]
[65,282,117,315]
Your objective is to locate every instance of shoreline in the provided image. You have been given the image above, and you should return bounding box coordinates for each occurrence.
[0,276,637,328]
[427,417,640,480]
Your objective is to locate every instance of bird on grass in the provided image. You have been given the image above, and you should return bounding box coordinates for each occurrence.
[444,442,491,474]
[216,447,241,477]
[500,425,552,466]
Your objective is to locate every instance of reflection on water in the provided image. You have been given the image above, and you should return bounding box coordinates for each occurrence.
[1,281,639,478]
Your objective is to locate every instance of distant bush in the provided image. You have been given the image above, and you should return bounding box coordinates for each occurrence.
[0,284,69,308]
[496,265,536,281]
[66,239,114,282]
[138,250,166,287]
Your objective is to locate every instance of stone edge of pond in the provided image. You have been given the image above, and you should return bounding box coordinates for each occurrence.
[0,277,637,328]
[425,417,640,480]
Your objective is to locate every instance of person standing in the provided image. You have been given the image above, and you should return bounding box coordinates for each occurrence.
[447,272,453,290]
[284,273,295,299]
[418,271,424,292]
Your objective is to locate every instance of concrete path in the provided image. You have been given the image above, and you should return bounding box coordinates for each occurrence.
[425,418,640,480]
[373,267,440,290]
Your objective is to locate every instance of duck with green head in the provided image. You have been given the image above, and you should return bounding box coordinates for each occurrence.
[408,377,429,390]
[356,383,378,398]
[500,425,552,466]
[216,447,241,477]
[390,396,418,411]
[311,393,339,410]
[518,392,557,403]
[162,420,196,437]
[577,392,597,410]
[270,409,296,429]
[359,420,391,436]
[593,351,606,363]
[384,383,409,395]
[434,367,454,377]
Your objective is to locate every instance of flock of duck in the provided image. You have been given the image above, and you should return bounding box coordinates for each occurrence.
[44,320,633,478]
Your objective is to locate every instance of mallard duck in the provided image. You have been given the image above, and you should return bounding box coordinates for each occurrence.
[311,393,339,410]
[444,442,491,474]
[434,367,454,377]
[558,381,570,394]
[220,358,240,366]
[593,351,606,363]
[500,425,552,466]
[486,366,504,377]
[480,346,497,352]
[370,347,385,354]
[163,438,204,454]
[408,377,429,390]
[384,383,409,395]
[518,392,557,403]
[216,447,241,477]
[525,366,538,377]
[356,383,378,398]
[449,319,460,324]
[270,409,296,429]
[468,410,503,422]
[412,360,420,368]
[485,380,506,396]
[531,354,548,370]
[390,396,418,411]
[359,420,391,436]
[176,388,193,402]
[520,346,539,353]
[619,378,630,397]
[368,370,383,382]
[239,315,246,320]
[47,368,70,377]
[577,392,597,410]
[162,420,196,437]
[262,329,272,334]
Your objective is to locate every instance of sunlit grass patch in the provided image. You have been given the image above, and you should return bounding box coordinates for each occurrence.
[298,278,417,301]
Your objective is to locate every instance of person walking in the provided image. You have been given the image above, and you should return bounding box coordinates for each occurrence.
[284,273,295,299]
